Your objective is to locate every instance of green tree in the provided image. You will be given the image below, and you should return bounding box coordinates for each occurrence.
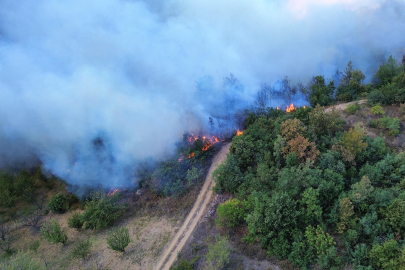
[307,75,335,107]
[82,190,126,230]
[309,105,343,136]
[373,56,400,87]
[67,212,84,231]
[384,198,405,234]
[205,236,231,270]
[215,198,245,228]
[305,225,335,255]
[369,239,402,270]
[40,219,68,245]
[301,187,323,225]
[336,61,366,101]
[71,239,92,261]
[246,191,299,259]
[48,194,69,213]
[340,127,368,157]
[106,227,131,253]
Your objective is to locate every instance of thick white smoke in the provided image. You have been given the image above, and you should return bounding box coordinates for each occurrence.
[0,0,404,187]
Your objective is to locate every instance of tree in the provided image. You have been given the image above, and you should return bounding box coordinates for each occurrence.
[336,61,366,101]
[71,239,92,261]
[305,225,335,255]
[282,135,319,163]
[82,190,126,230]
[337,197,354,234]
[340,127,368,157]
[67,212,84,231]
[281,118,307,141]
[246,191,299,259]
[106,227,131,253]
[215,198,245,228]
[373,56,400,87]
[369,239,402,270]
[205,236,232,270]
[48,194,69,213]
[307,75,335,107]
[309,105,343,136]
[40,219,68,245]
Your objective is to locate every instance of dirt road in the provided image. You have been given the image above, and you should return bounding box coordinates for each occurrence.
[325,99,366,112]
[154,143,231,270]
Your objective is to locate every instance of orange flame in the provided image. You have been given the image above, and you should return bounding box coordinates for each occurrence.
[277,106,280,110]
[236,130,244,136]
[286,103,296,113]
[107,188,120,196]
[303,106,306,109]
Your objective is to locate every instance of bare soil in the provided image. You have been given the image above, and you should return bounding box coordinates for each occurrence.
[154,143,231,270]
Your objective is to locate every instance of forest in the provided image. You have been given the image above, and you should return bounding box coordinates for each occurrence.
[210,56,405,269]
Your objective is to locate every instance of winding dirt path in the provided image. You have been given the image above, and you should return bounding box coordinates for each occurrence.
[154,143,231,270]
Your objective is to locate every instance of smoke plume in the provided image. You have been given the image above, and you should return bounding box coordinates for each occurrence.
[0,0,404,188]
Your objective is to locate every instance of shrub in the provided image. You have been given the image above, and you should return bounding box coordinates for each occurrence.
[0,251,43,270]
[67,212,84,231]
[371,104,385,115]
[379,116,401,136]
[71,239,92,261]
[367,89,386,105]
[82,190,126,230]
[215,198,245,228]
[106,227,131,253]
[368,119,378,128]
[346,103,360,115]
[205,236,231,270]
[28,240,40,252]
[40,219,68,245]
[48,194,68,213]
[400,103,405,115]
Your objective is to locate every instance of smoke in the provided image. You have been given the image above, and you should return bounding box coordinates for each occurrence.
[0,0,404,188]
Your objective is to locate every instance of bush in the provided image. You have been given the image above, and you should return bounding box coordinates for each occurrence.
[367,89,386,105]
[379,116,401,136]
[205,236,231,270]
[82,190,126,230]
[346,103,360,115]
[71,239,92,261]
[28,240,40,253]
[371,104,385,115]
[215,198,245,228]
[48,194,68,213]
[368,119,378,128]
[67,212,84,231]
[40,219,68,245]
[0,251,43,270]
[106,227,131,253]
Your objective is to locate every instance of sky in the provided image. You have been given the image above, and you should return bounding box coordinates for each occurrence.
[0,0,404,188]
